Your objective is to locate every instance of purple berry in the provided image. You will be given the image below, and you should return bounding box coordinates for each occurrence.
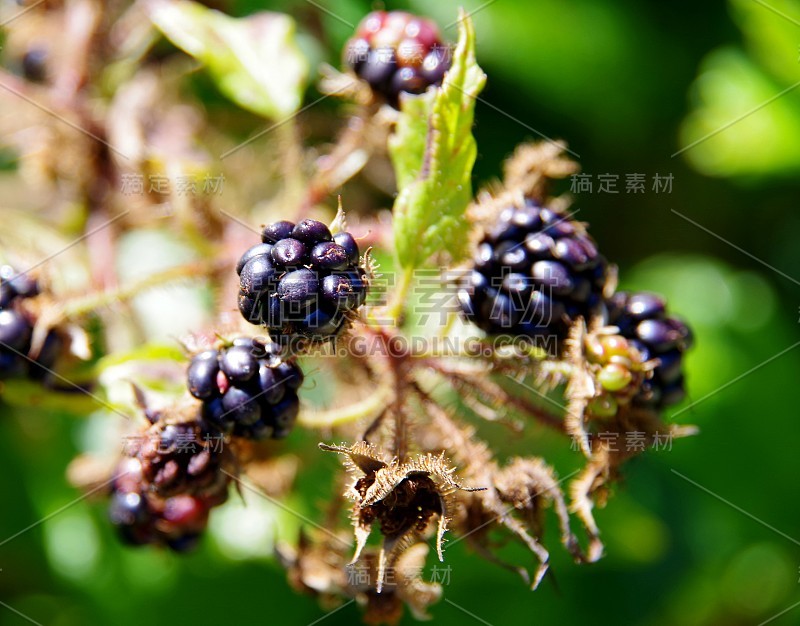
[261,220,295,244]
[219,345,258,384]
[333,232,360,265]
[291,219,332,245]
[271,238,307,267]
[187,351,220,400]
[236,243,273,275]
[310,242,349,270]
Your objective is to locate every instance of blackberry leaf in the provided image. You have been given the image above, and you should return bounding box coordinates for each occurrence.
[389,11,487,270]
[147,0,309,119]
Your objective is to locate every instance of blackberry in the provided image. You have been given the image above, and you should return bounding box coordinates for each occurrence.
[188,337,304,440]
[0,265,62,381]
[126,417,229,499]
[109,484,212,551]
[458,200,608,351]
[345,11,451,107]
[607,291,693,409]
[236,220,367,346]
[108,413,231,551]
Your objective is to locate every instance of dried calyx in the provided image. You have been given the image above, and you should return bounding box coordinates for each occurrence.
[320,441,482,592]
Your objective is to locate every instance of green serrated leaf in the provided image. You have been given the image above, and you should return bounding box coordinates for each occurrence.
[147,0,309,119]
[389,11,487,270]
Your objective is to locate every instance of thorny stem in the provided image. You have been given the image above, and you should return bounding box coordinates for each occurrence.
[427,360,566,433]
[298,383,393,429]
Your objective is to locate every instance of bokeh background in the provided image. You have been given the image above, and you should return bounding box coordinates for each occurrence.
[1,0,800,624]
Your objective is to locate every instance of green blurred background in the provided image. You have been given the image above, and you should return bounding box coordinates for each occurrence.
[2,0,800,624]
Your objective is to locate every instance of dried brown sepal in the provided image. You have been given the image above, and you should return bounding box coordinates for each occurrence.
[494,458,582,561]
[418,390,580,589]
[320,441,480,591]
[564,319,594,457]
[568,444,609,563]
[358,544,443,625]
[502,141,580,202]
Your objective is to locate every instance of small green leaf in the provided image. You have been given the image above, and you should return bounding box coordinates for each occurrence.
[389,10,487,270]
[147,0,309,119]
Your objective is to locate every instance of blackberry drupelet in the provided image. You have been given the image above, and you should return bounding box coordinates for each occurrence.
[237,220,367,346]
[458,199,608,350]
[607,291,693,409]
[188,337,304,440]
[0,264,62,380]
[344,10,451,107]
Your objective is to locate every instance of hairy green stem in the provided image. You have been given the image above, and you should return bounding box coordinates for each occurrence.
[298,382,393,429]
[382,265,415,328]
[62,260,217,320]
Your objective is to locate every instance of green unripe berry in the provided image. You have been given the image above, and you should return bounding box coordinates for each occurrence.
[598,363,633,392]
[589,395,618,418]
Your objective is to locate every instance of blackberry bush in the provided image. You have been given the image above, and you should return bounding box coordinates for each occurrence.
[607,291,693,409]
[345,10,451,106]
[188,337,304,440]
[457,199,608,350]
[237,219,368,346]
[2,5,704,625]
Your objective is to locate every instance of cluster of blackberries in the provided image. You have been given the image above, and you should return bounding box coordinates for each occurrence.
[188,337,303,440]
[0,265,61,381]
[458,200,608,349]
[345,10,451,107]
[109,418,230,551]
[608,292,692,409]
[459,202,694,410]
[237,219,367,346]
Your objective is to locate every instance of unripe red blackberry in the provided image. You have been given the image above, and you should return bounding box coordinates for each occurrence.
[0,264,62,381]
[108,414,230,551]
[188,337,304,440]
[344,11,451,107]
[458,200,608,352]
[109,482,212,552]
[607,291,693,409]
[237,220,368,347]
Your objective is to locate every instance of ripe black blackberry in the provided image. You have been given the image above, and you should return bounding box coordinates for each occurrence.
[237,219,367,347]
[188,337,304,440]
[345,10,451,107]
[458,200,608,350]
[0,264,62,381]
[607,291,692,409]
